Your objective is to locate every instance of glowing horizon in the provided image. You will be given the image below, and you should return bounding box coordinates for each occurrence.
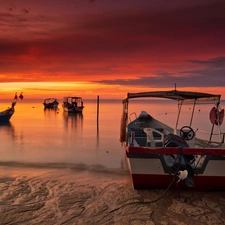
[1,82,225,101]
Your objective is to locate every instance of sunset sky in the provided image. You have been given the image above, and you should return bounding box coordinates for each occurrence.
[1,0,225,99]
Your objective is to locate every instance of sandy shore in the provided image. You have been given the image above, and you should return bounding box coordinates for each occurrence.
[0,165,225,225]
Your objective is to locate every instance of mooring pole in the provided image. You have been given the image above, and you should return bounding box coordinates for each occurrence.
[97,95,100,138]
[97,95,99,122]
[96,95,99,145]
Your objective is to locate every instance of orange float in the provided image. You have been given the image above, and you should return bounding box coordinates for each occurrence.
[209,106,224,125]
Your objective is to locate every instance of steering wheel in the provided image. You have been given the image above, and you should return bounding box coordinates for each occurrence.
[180,126,195,140]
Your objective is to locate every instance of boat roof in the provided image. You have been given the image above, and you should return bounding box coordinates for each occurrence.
[123,90,221,104]
[44,98,58,103]
[63,96,83,100]
[44,98,57,101]
[63,96,82,98]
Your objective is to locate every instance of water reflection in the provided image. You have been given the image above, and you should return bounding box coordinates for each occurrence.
[0,121,22,149]
[63,112,83,130]
[43,107,59,116]
[0,121,15,139]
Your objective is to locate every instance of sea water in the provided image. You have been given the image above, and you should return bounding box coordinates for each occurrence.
[0,99,125,169]
[0,98,225,224]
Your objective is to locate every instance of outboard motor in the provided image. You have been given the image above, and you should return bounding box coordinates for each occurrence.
[164,133,189,148]
[164,133,194,163]
[164,133,195,187]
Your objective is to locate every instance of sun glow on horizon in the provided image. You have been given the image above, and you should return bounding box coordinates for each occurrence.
[0,81,129,100]
[1,82,225,101]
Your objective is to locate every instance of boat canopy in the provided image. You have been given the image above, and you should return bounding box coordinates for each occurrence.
[44,98,58,103]
[63,96,83,101]
[123,90,221,104]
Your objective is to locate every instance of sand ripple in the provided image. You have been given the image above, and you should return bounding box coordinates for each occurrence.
[0,166,225,225]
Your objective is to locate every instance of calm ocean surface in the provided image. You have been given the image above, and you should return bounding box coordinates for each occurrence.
[1,98,225,224]
[0,99,125,170]
[1,98,225,169]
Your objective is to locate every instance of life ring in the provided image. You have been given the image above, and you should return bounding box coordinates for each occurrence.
[209,106,224,126]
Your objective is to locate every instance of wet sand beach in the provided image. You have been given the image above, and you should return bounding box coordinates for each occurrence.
[1,164,225,225]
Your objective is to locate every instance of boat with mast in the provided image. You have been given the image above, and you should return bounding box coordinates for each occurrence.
[0,92,23,122]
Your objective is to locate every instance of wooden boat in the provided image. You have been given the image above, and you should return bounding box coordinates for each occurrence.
[43,98,59,109]
[0,106,15,122]
[0,92,23,122]
[62,96,84,113]
[120,89,225,191]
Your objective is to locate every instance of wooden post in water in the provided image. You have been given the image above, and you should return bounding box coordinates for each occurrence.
[97,95,99,122]
[97,96,99,137]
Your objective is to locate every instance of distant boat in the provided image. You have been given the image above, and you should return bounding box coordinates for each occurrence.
[62,96,84,113]
[0,92,23,122]
[120,89,225,191]
[43,98,59,109]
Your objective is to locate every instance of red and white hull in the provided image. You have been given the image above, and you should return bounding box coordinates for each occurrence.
[125,146,225,190]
